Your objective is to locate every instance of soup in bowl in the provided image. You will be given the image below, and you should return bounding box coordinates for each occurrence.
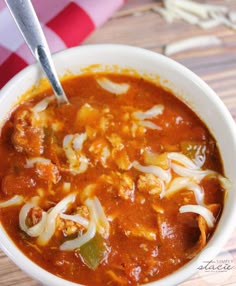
[0,44,235,286]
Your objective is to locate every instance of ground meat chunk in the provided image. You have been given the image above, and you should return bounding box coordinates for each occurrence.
[56,206,89,237]
[137,173,163,195]
[12,109,44,156]
[99,172,135,202]
[29,207,43,226]
[56,217,80,236]
[35,162,61,184]
[117,173,135,202]
[112,149,132,170]
[2,174,36,196]
[75,205,90,219]
[107,133,124,149]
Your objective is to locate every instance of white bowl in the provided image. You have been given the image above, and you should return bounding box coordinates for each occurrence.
[0,44,236,286]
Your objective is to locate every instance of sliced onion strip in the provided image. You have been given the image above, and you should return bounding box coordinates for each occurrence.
[171,0,210,19]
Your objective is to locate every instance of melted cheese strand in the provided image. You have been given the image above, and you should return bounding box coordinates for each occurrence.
[179,204,215,228]
[60,213,89,228]
[133,105,164,120]
[171,163,216,182]
[133,160,171,183]
[19,202,47,237]
[139,120,162,130]
[25,157,51,168]
[37,193,77,245]
[96,77,130,95]
[60,219,96,251]
[59,196,109,251]
[73,133,87,151]
[0,195,24,208]
[63,133,89,174]
[31,96,54,113]
[59,196,108,250]
[85,197,110,239]
[168,152,199,169]
[163,177,204,205]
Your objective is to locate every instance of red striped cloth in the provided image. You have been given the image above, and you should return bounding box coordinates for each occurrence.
[0,0,126,88]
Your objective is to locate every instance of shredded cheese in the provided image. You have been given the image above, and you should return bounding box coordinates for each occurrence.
[31,96,54,114]
[179,204,216,228]
[144,0,236,54]
[139,120,162,130]
[96,77,130,95]
[165,4,200,25]
[37,193,77,245]
[132,105,164,133]
[19,202,47,237]
[133,105,164,120]
[59,196,109,251]
[0,195,24,208]
[167,152,199,169]
[85,197,110,239]
[133,160,171,183]
[164,36,222,56]
[229,12,236,23]
[60,213,89,228]
[164,177,204,205]
[152,6,177,23]
[60,218,96,251]
[25,157,51,168]
[63,133,89,174]
[171,162,216,182]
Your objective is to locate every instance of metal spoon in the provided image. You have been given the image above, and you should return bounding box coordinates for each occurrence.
[5,0,69,105]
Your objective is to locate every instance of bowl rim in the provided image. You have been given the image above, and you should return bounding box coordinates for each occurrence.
[0,43,236,286]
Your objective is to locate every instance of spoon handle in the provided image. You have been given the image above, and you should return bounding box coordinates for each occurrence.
[5,0,69,104]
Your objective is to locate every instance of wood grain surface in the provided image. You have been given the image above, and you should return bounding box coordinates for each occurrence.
[0,0,236,285]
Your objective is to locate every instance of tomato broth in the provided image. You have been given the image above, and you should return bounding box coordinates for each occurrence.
[0,73,227,285]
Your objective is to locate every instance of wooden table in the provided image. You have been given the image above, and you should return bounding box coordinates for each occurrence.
[0,0,235,285]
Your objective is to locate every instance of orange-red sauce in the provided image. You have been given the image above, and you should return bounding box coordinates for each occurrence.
[0,74,225,285]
